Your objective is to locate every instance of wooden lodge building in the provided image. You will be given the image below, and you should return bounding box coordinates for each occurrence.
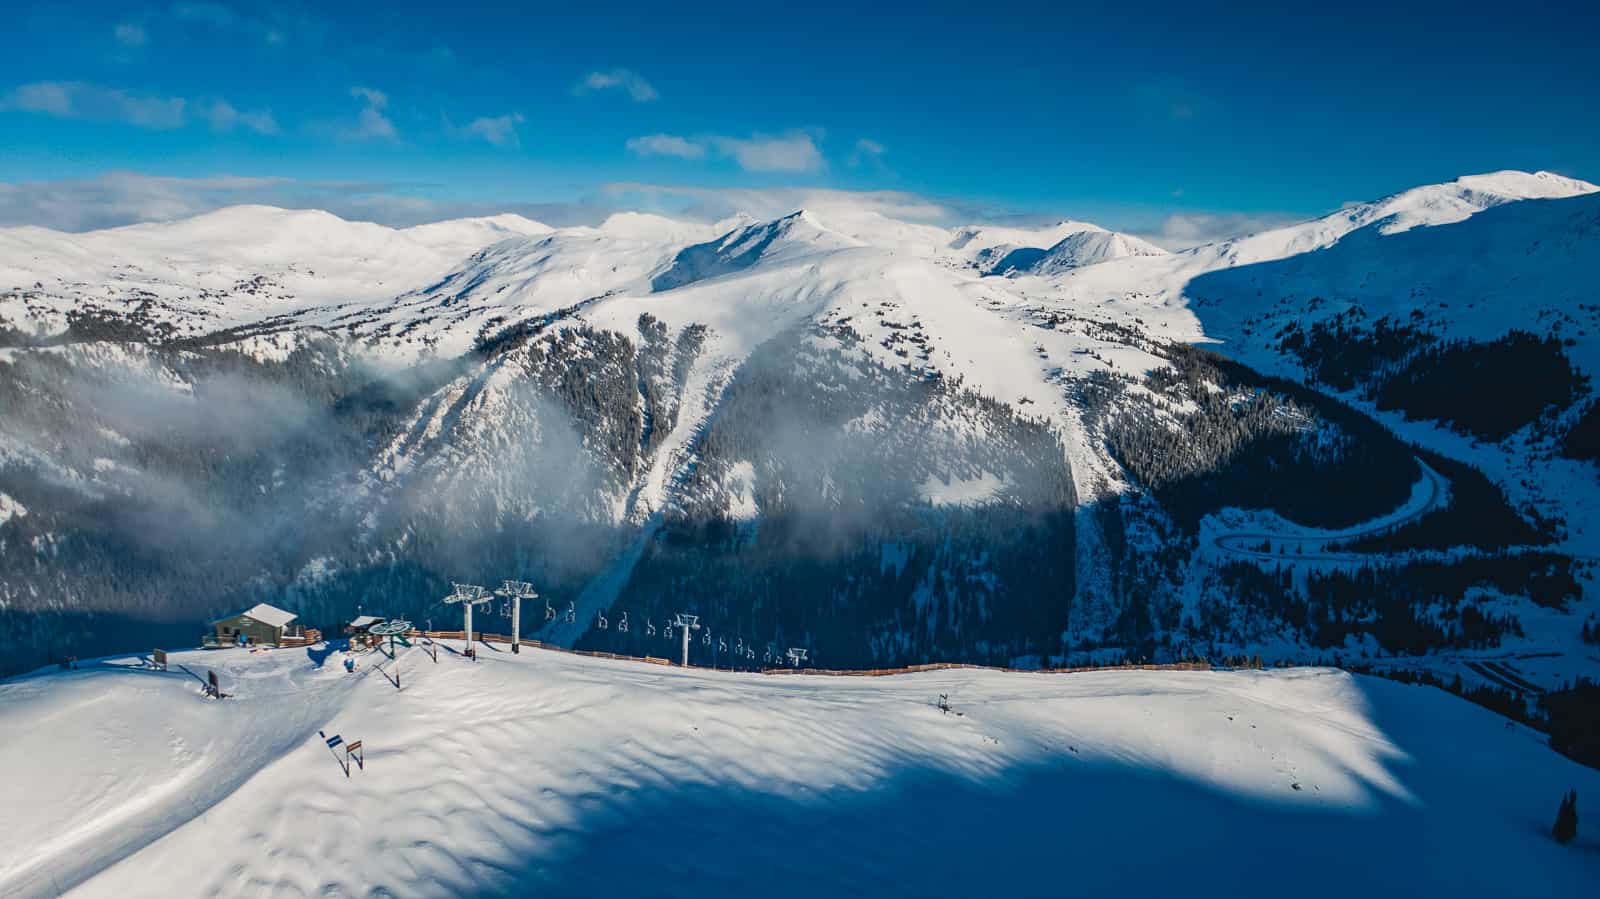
[207,603,319,648]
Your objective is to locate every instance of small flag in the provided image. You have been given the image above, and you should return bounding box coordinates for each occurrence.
[325,734,343,749]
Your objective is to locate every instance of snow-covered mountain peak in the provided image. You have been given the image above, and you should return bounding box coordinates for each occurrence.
[0,205,565,347]
[1453,169,1598,200]
[1358,169,1599,237]
[1119,169,1600,278]
[947,219,1106,253]
[649,209,862,292]
[1007,229,1169,276]
[948,218,1165,276]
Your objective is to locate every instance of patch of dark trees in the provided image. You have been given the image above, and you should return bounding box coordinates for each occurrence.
[577,507,1076,670]
[1542,679,1600,770]
[1215,552,1577,656]
[0,306,178,348]
[1561,400,1600,463]
[1090,344,1416,533]
[1278,312,1432,393]
[1376,331,1589,442]
[1280,313,1592,444]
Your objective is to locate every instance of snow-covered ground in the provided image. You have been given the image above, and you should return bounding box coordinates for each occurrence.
[2,643,1595,898]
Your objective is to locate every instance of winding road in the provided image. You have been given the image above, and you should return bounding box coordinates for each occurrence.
[1211,459,1448,563]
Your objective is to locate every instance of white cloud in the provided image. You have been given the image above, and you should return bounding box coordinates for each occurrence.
[206,100,278,135]
[342,87,396,140]
[349,86,388,110]
[170,2,237,28]
[602,183,951,224]
[710,132,825,173]
[849,138,887,168]
[350,108,396,140]
[0,172,609,232]
[464,112,525,147]
[626,134,707,160]
[0,170,969,235]
[114,23,147,47]
[627,131,825,173]
[574,68,658,102]
[4,80,284,136]
[0,172,293,231]
[1,81,277,136]
[3,82,187,129]
[167,3,315,47]
[1144,211,1299,249]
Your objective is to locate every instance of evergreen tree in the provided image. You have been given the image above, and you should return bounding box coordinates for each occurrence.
[1552,789,1578,845]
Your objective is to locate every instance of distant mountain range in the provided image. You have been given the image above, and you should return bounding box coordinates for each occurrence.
[2,170,1597,688]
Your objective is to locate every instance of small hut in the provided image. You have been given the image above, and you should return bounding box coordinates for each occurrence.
[207,603,304,648]
[345,615,386,650]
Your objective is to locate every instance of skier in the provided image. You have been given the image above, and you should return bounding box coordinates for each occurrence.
[344,656,356,674]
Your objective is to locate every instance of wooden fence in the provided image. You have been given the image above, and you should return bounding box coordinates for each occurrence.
[279,628,322,648]
[758,660,1214,677]
[407,630,1214,678]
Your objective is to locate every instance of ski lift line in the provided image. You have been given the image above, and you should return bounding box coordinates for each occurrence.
[442,583,493,661]
[440,578,814,671]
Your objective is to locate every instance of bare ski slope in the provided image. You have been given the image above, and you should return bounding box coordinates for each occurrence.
[2,644,1596,898]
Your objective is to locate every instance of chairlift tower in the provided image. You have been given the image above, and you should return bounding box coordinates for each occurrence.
[443,583,490,660]
[786,647,809,668]
[368,619,412,687]
[494,580,537,654]
[673,613,701,667]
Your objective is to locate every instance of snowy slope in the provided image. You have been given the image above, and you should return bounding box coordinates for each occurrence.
[1188,188,1600,371]
[2,646,1595,899]
[0,206,552,344]
[1038,169,1600,316]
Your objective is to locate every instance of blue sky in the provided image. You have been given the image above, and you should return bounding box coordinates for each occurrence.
[2,1,1597,241]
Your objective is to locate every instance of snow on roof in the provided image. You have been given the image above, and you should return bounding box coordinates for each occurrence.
[348,615,384,629]
[214,603,298,628]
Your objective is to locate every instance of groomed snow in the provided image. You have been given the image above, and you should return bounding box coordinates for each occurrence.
[1,644,1595,898]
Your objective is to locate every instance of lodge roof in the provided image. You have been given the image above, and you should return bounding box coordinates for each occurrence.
[213,603,298,629]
